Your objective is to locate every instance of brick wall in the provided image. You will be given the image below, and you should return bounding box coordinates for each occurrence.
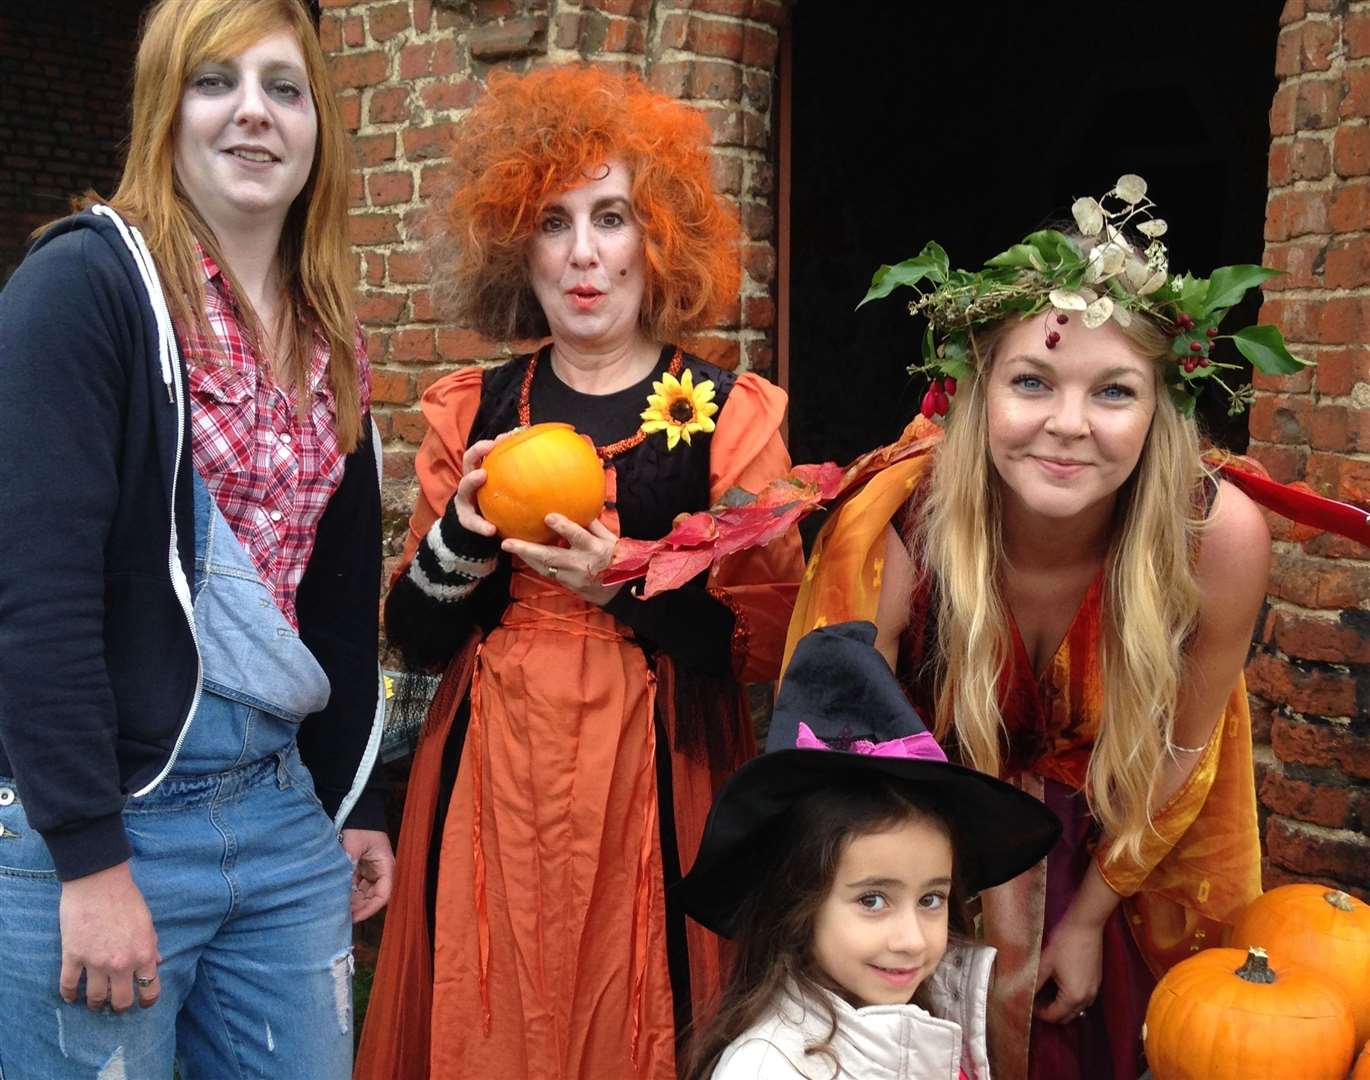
[1249,0,1370,900]
[0,1,143,283]
[320,0,785,562]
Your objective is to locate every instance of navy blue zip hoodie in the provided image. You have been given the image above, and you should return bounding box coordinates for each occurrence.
[0,210,385,880]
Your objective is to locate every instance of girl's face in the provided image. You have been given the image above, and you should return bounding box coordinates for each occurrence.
[526,158,650,354]
[174,30,318,237]
[985,315,1157,526]
[811,818,953,1008]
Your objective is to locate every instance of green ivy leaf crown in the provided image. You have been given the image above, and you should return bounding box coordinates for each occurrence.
[860,174,1307,418]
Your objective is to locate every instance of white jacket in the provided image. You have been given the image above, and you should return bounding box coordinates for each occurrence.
[711,941,994,1080]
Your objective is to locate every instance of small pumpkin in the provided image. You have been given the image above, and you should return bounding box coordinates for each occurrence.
[477,422,606,544]
[1143,946,1355,1080]
[1353,1040,1370,1080]
[1230,884,1370,1046]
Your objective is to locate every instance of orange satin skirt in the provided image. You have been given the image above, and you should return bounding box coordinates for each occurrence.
[428,570,676,1079]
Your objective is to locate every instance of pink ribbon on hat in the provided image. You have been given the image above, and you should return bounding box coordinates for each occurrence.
[795,721,948,763]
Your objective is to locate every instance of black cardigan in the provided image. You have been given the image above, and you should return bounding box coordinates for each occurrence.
[0,210,385,880]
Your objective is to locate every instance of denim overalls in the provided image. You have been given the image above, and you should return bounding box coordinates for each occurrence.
[0,471,356,1079]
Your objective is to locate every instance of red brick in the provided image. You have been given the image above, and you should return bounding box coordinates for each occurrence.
[1278,0,1304,22]
[338,91,361,133]
[1328,180,1370,231]
[392,408,429,444]
[368,2,411,42]
[741,199,773,240]
[1312,346,1370,395]
[419,164,452,199]
[420,79,483,112]
[744,294,774,330]
[399,43,434,80]
[1348,9,1370,59]
[684,15,745,60]
[1270,607,1370,664]
[711,153,743,194]
[1266,815,1370,882]
[1276,25,1303,77]
[414,0,433,32]
[437,328,500,361]
[319,13,343,52]
[363,254,385,286]
[1335,123,1370,177]
[387,250,430,285]
[469,16,548,61]
[704,106,744,147]
[680,0,748,14]
[1303,530,1370,560]
[647,60,689,97]
[742,241,775,282]
[1250,695,1277,744]
[742,25,778,69]
[329,50,388,90]
[1248,393,1311,444]
[1342,64,1370,120]
[600,16,646,53]
[1325,235,1370,289]
[348,171,365,208]
[1290,135,1331,180]
[1252,366,1315,394]
[1270,83,1297,138]
[1316,295,1369,344]
[1308,404,1370,452]
[410,288,437,323]
[1274,714,1370,776]
[366,330,389,360]
[348,212,401,245]
[343,15,365,47]
[1261,239,1321,291]
[1307,450,1370,504]
[367,170,413,207]
[371,369,415,405]
[745,339,775,379]
[389,329,436,362]
[368,87,412,125]
[680,333,740,370]
[354,290,407,324]
[658,13,689,49]
[1246,651,1359,716]
[704,297,742,330]
[402,123,457,162]
[1260,771,1367,831]
[1296,75,1342,129]
[747,161,775,198]
[1268,550,1370,609]
[1266,190,1331,242]
[354,133,397,167]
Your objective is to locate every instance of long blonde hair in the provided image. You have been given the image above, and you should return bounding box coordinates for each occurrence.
[95,0,363,450]
[914,315,1205,863]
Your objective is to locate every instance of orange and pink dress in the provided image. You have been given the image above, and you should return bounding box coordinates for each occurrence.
[356,346,804,1080]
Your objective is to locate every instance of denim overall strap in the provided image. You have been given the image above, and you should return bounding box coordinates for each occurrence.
[178,470,331,773]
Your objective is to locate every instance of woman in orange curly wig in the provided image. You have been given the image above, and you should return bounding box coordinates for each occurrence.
[357,66,805,1080]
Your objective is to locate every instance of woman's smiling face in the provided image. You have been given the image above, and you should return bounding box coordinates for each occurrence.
[985,315,1157,526]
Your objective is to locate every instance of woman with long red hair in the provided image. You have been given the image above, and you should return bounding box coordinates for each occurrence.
[356,66,804,1079]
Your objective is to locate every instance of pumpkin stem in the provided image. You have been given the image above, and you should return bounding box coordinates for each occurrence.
[1235,946,1276,985]
[1323,889,1355,912]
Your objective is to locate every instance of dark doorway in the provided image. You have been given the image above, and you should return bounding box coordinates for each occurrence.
[786,3,1283,467]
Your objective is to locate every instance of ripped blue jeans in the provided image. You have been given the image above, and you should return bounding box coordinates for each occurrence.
[0,472,353,1079]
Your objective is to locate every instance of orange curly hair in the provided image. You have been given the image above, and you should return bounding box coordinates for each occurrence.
[442,65,740,342]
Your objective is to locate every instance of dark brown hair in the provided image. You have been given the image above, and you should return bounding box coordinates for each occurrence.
[679,778,971,1080]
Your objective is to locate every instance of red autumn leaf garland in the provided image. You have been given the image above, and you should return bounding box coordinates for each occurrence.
[606,421,943,598]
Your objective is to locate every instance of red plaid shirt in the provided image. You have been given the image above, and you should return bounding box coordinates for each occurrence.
[184,251,370,627]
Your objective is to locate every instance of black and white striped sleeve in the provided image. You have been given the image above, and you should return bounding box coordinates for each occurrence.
[405,499,501,603]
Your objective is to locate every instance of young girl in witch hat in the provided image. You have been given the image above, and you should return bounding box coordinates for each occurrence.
[677,621,1061,1079]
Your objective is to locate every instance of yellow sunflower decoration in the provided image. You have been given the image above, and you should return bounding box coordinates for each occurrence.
[639,368,718,450]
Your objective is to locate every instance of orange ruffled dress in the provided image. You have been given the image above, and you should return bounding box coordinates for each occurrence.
[357,350,804,1080]
[782,417,1262,1079]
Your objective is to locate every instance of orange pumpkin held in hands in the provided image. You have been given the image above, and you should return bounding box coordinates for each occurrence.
[1354,1040,1370,1080]
[1143,946,1355,1080]
[477,423,606,544]
[1230,884,1370,1046]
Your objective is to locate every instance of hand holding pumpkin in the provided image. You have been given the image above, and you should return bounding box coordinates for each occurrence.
[452,435,510,537]
[501,514,622,606]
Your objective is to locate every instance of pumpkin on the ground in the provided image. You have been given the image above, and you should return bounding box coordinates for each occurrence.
[1229,883,1370,1046]
[1353,1040,1370,1080]
[1143,946,1355,1080]
[477,423,606,544]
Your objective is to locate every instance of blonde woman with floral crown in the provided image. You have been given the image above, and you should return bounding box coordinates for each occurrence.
[781,177,1319,1079]
[0,1,390,1075]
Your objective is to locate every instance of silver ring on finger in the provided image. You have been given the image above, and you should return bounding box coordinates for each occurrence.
[135,974,156,988]
[546,564,558,580]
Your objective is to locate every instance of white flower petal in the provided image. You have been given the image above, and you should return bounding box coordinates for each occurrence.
[1140,270,1168,295]
[1137,218,1168,238]
[1103,224,1135,254]
[1071,197,1105,236]
[1049,288,1089,312]
[1084,243,1127,284]
[1083,296,1115,329]
[1114,174,1148,205]
[1112,304,1132,328]
[1123,257,1151,291]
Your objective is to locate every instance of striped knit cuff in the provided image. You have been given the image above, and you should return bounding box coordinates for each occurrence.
[406,501,500,603]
